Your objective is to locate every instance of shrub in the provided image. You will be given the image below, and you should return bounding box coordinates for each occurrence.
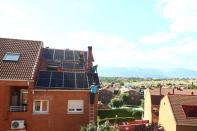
[114,89,120,95]
[120,93,130,105]
[98,108,143,120]
[98,108,133,119]
[132,110,143,119]
[99,117,135,125]
[80,123,96,131]
[110,98,123,108]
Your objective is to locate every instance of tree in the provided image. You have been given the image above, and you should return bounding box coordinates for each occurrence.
[120,93,129,105]
[98,89,113,104]
[110,98,122,108]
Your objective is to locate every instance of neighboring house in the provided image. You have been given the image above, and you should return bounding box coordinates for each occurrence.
[0,38,99,131]
[144,88,197,124]
[159,95,197,131]
[103,85,116,93]
[121,88,141,105]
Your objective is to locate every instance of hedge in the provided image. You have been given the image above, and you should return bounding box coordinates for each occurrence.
[99,117,135,125]
[98,108,143,119]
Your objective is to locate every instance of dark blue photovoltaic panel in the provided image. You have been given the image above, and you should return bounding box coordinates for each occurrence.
[54,49,64,60]
[84,52,87,62]
[63,63,74,69]
[50,72,63,87]
[36,71,51,87]
[74,63,84,69]
[65,50,74,60]
[64,72,75,88]
[36,71,99,88]
[74,51,80,61]
[76,73,88,88]
[43,49,54,60]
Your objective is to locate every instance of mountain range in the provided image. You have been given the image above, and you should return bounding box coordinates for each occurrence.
[98,67,197,78]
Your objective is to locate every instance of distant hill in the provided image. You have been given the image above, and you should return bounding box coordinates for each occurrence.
[98,67,197,78]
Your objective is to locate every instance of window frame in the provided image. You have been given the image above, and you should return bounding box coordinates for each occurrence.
[33,100,49,114]
[3,52,20,62]
[67,100,84,114]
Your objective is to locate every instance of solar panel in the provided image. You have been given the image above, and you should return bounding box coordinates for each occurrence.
[36,71,51,87]
[63,63,74,69]
[64,72,75,88]
[84,52,88,62]
[76,73,88,88]
[43,48,54,60]
[65,50,74,60]
[50,72,63,87]
[54,49,64,60]
[74,51,80,61]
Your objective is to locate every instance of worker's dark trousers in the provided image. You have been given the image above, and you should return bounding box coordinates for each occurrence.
[90,93,95,104]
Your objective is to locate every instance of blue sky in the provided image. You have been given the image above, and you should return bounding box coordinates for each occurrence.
[0,0,197,70]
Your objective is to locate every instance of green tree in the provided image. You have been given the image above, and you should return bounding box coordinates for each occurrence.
[120,93,130,105]
[110,98,123,108]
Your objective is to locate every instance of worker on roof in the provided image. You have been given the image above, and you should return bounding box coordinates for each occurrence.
[90,82,98,104]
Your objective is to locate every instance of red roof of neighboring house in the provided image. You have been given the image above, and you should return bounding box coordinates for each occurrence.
[149,88,197,95]
[151,95,164,105]
[168,95,197,126]
[0,38,43,80]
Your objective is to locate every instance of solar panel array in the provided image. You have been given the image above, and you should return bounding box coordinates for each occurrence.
[36,71,99,88]
[36,48,99,89]
[43,48,88,70]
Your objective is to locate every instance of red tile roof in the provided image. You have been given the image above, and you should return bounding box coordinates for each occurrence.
[168,95,197,126]
[151,95,164,105]
[149,88,197,95]
[0,38,43,80]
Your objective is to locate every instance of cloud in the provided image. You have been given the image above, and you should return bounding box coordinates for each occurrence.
[158,0,197,32]
[139,32,177,44]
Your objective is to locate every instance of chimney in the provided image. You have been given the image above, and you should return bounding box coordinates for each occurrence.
[172,88,175,94]
[159,86,162,95]
[157,83,162,95]
[86,46,94,72]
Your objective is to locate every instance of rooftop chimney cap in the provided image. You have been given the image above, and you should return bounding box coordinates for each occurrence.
[88,46,92,50]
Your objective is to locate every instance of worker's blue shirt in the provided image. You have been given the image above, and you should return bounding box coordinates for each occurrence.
[90,85,97,94]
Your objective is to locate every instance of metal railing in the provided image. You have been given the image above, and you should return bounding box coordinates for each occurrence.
[10,106,27,112]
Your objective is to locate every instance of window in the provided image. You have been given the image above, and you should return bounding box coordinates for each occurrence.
[182,105,197,118]
[3,52,20,61]
[67,100,83,114]
[33,100,49,114]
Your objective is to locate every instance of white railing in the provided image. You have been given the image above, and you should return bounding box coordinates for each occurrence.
[10,106,27,112]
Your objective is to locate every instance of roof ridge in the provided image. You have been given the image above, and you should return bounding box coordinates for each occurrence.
[0,37,43,42]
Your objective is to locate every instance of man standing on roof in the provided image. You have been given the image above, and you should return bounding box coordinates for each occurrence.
[90,82,98,104]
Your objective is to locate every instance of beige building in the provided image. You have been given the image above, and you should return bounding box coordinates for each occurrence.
[144,88,163,123]
[159,95,197,131]
[144,88,197,123]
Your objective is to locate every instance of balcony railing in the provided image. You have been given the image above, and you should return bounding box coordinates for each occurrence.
[10,106,27,112]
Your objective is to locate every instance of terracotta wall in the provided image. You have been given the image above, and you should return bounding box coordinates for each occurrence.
[0,80,97,131]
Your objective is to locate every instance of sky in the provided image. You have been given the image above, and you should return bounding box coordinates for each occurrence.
[0,0,197,70]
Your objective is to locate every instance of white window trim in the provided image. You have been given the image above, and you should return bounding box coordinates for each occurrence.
[67,100,84,114]
[33,100,49,114]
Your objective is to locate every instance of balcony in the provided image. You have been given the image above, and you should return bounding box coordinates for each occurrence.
[10,88,28,112]
[10,106,27,112]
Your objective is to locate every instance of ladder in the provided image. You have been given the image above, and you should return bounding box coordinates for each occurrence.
[89,104,95,124]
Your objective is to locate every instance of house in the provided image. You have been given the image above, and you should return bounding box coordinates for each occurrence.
[159,95,197,131]
[144,87,197,123]
[0,38,99,131]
